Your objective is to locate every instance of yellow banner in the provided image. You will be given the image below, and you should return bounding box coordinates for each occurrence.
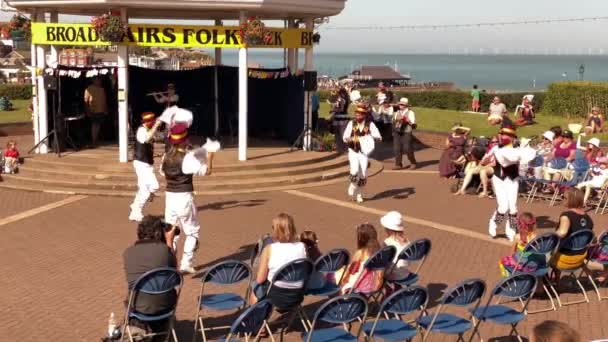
[31,23,313,48]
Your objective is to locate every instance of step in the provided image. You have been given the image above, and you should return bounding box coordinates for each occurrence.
[17,156,349,181]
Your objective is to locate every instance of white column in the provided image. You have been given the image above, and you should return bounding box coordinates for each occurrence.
[36,12,48,153]
[214,20,222,136]
[303,18,314,150]
[287,19,296,72]
[214,19,223,65]
[30,10,39,151]
[49,12,58,65]
[238,12,248,161]
[117,8,129,162]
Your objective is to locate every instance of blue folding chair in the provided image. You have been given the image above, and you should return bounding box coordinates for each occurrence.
[588,231,608,301]
[470,274,537,342]
[225,299,274,342]
[122,267,183,342]
[388,239,431,287]
[522,155,544,201]
[194,260,253,342]
[362,286,429,342]
[306,248,350,297]
[348,245,397,302]
[549,229,595,307]
[549,158,590,206]
[527,157,568,203]
[506,233,561,314]
[417,278,486,342]
[302,294,368,342]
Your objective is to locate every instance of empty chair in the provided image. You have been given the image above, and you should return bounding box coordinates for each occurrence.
[417,278,486,342]
[362,286,428,342]
[225,299,274,342]
[194,260,252,342]
[387,238,431,287]
[470,274,537,342]
[122,267,183,342]
[549,229,595,307]
[306,248,350,297]
[302,294,368,342]
[587,231,608,301]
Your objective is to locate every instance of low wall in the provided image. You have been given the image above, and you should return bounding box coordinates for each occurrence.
[0,122,32,137]
[413,129,449,150]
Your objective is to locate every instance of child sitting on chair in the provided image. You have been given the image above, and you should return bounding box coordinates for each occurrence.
[499,212,538,277]
[4,140,20,174]
[576,157,608,206]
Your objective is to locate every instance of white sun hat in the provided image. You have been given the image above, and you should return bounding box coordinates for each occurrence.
[398,98,409,106]
[588,138,601,148]
[542,131,555,142]
[380,211,404,232]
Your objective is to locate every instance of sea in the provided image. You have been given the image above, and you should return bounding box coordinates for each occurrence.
[218,51,608,92]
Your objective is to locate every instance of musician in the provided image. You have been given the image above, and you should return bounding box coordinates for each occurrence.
[152,83,179,108]
[376,82,394,106]
[161,124,220,274]
[129,112,163,222]
[343,104,382,203]
[393,98,417,170]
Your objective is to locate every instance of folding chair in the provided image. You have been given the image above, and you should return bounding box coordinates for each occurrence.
[388,239,431,288]
[264,258,313,336]
[522,155,544,203]
[593,181,608,214]
[549,230,595,307]
[527,157,567,203]
[587,231,608,301]
[469,274,537,342]
[225,299,274,342]
[416,278,486,342]
[122,267,183,342]
[302,294,368,342]
[194,260,253,342]
[362,286,428,342]
[305,248,350,297]
[507,233,560,314]
[347,245,397,304]
[549,158,590,206]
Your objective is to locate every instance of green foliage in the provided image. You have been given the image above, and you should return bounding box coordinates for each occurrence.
[0,84,32,100]
[317,132,336,152]
[318,89,545,112]
[0,96,13,111]
[543,81,608,118]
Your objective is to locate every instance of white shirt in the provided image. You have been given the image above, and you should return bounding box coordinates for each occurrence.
[342,120,382,143]
[267,242,307,288]
[489,103,507,116]
[136,126,153,144]
[384,236,410,280]
[373,105,394,123]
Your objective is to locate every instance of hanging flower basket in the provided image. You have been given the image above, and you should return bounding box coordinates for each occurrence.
[6,14,31,41]
[91,12,126,43]
[312,32,321,44]
[239,17,272,47]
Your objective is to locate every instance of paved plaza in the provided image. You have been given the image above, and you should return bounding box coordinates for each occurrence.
[1,147,608,341]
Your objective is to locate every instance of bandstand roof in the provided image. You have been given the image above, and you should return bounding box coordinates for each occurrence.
[6,0,347,19]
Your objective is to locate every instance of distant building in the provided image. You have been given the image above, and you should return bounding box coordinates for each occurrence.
[0,49,31,84]
[341,65,411,87]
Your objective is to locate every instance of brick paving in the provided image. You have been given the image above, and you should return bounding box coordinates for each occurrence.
[1,148,608,341]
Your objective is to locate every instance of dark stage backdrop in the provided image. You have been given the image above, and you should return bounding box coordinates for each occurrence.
[128,65,304,144]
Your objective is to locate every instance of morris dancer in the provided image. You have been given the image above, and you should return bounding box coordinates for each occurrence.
[162,124,220,273]
[484,125,535,241]
[343,104,382,203]
[158,105,194,151]
[129,112,162,222]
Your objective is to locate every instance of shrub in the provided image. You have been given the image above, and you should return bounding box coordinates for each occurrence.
[318,89,544,113]
[0,84,32,99]
[543,81,608,118]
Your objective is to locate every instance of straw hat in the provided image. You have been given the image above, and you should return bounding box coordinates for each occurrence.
[355,104,369,115]
[588,138,601,148]
[398,98,409,106]
[542,131,555,142]
[380,211,404,232]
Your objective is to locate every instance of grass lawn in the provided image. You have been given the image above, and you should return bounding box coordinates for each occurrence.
[319,102,608,140]
[0,99,31,124]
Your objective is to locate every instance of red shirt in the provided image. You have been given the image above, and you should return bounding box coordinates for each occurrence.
[4,148,19,158]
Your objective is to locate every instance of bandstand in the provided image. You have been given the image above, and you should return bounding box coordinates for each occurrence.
[6,0,348,162]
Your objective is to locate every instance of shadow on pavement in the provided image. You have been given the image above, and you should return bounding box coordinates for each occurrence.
[198,199,267,211]
[370,187,416,201]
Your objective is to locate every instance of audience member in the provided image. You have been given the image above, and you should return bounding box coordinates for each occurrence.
[487,96,508,125]
[583,138,604,165]
[122,216,178,334]
[530,320,581,342]
[514,96,535,127]
[551,188,594,283]
[84,76,108,147]
[250,213,307,306]
[439,123,470,178]
[543,130,576,192]
[584,106,604,135]
[336,223,383,295]
[584,229,608,284]
[300,230,322,261]
[550,126,563,147]
[380,211,410,281]
[499,212,537,277]
[576,157,608,206]
[455,136,496,196]
[3,140,20,174]
[376,82,394,106]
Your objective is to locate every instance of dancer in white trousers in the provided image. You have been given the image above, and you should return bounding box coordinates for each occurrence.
[161,124,220,273]
[129,112,162,222]
[485,125,536,241]
[343,104,382,203]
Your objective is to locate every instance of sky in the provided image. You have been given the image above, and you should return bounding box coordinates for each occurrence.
[1,0,608,54]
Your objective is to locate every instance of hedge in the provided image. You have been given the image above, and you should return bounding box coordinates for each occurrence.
[0,84,32,99]
[543,81,608,118]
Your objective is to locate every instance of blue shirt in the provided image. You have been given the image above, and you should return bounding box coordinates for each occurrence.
[311,93,320,112]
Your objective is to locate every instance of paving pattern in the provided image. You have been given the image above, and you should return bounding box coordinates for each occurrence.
[1,147,608,341]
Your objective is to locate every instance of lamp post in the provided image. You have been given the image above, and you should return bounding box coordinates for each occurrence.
[579,64,585,80]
